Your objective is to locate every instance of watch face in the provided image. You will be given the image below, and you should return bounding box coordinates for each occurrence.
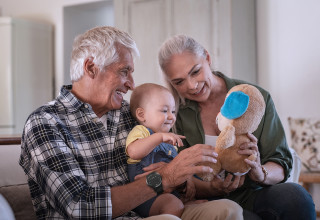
[147,172,162,187]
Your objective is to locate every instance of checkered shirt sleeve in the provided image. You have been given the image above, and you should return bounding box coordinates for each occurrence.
[19,86,140,219]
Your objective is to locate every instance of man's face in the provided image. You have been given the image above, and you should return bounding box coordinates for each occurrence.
[91,46,135,115]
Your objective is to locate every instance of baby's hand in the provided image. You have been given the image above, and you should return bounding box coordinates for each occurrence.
[161,133,185,147]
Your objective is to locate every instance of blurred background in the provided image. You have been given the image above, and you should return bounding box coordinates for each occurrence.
[0,0,319,214]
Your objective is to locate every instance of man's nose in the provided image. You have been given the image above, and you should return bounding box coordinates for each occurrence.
[125,73,135,90]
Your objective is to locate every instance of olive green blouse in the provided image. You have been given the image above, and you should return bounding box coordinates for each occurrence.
[175,73,292,210]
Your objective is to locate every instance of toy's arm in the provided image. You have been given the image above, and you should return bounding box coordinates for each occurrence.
[216,124,235,149]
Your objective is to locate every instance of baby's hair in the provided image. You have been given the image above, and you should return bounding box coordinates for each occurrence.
[130,83,172,120]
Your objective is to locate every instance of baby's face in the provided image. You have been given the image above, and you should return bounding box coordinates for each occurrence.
[142,90,176,133]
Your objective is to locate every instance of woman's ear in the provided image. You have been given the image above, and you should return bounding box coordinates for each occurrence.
[84,57,97,79]
[135,108,145,123]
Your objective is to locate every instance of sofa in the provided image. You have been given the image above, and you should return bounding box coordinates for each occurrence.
[0,137,302,220]
[0,137,36,220]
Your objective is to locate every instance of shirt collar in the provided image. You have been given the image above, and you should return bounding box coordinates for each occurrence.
[58,85,87,113]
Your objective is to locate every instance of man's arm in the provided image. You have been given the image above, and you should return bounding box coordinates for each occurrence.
[20,114,115,219]
[21,113,219,218]
[113,143,219,217]
[111,177,156,218]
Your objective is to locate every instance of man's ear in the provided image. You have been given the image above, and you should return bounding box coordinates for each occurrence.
[135,108,145,122]
[84,57,97,79]
[205,50,212,67]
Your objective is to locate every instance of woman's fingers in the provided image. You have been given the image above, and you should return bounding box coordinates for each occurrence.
[221,174,245,194]
[247,133,258,143]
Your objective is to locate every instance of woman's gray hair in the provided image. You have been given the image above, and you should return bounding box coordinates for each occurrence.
[158,34,207,106]
[70,26,140,82]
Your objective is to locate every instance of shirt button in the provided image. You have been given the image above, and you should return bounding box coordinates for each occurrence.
[84,105,89,108]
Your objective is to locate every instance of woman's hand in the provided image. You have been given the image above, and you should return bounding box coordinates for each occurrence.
[238,133,265,183]
[209,173,245,195]
[179,177,196,203]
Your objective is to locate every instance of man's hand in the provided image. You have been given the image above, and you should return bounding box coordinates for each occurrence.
[158,144,218,193]
[134,162,167,180]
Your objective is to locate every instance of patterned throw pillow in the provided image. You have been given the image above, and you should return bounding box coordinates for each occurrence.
[288,117,320,172]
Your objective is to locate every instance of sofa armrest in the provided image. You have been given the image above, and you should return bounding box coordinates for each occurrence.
[0,137,36,220]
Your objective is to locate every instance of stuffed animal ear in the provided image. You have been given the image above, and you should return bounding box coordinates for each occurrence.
[221,91,249,119]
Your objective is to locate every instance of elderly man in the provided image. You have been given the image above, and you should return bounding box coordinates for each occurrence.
[19,26,242,219]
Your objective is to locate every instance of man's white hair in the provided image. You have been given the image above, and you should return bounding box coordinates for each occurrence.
[70,26,140,82]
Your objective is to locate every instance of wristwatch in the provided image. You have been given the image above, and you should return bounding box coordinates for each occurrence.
[146,172,163,195]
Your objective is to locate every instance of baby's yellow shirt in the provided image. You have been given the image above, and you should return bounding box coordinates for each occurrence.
[126,125,151,164]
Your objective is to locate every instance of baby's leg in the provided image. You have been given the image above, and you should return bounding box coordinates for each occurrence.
[149,193,184,218]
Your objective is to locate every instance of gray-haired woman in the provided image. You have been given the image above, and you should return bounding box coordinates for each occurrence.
[158,34,316,220]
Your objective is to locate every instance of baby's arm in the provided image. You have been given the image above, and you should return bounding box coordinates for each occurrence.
[127,132,185,160]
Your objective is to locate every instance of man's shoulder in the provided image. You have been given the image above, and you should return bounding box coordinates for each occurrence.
[29,100,58,117]
[25,99,67,129]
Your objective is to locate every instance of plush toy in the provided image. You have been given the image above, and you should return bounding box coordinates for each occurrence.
[199,84,266,181]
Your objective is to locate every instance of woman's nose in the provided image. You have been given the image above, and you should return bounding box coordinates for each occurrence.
[187,78,198,90]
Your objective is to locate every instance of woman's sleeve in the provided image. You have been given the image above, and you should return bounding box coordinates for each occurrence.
[255,93,293,182]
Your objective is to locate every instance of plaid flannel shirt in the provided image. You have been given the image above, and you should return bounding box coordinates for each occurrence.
[19,85,140,219]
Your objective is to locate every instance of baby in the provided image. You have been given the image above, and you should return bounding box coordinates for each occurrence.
[126,83,194,218]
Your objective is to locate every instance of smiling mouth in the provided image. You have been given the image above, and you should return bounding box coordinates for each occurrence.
[193,86,204,95]
[116,90,126,97]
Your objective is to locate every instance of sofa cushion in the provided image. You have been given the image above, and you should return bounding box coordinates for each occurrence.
[0,144,36,220]
[0,144,27,187]
[288,117,320,172]
[0,184,36,220]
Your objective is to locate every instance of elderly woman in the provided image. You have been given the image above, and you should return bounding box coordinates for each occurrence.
[158,34,316,220]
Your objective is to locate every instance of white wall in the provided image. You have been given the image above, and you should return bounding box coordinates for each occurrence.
[257,0,320,212]
[0,0,107,95]
[257,0,320,137]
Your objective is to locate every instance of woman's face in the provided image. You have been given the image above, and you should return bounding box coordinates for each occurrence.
[164,51,215,103]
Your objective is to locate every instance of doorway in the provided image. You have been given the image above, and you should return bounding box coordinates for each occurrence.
[63,0,114,85]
